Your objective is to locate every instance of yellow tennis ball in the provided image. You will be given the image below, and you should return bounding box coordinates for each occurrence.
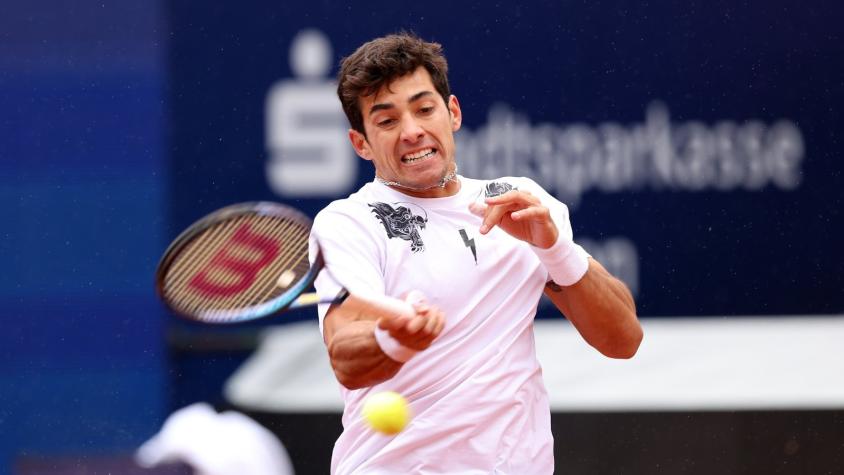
[362,391,410,435]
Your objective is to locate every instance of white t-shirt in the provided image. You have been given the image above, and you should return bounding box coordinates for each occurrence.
[309,176,580,475]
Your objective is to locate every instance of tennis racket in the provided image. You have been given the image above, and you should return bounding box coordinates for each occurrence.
[155,202,415,324]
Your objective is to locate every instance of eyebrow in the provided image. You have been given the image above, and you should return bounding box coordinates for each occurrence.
[369,91,435,115]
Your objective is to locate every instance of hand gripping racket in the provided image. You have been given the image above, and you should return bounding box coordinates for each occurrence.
[155,202,415,324]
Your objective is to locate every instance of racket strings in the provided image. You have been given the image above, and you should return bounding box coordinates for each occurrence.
[165,215,267,311]
[252,235,310,306]
[171,217,302,316]
[222,215,301,309]
[187,216,304,312]
[164,214,310,317]
[165,218,243,314]
[227,217,308,310]
[164,216,248,293]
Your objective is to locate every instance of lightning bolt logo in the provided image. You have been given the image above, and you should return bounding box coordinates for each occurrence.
[459,228,477,265]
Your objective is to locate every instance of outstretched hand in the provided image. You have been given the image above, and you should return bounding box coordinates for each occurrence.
[377,291,445,351]
[469,190,559,249]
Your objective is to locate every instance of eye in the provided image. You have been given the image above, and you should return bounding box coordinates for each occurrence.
[377,118,396,127]
[418,106,435,115]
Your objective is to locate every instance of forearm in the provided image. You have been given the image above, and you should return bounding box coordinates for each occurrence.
[477,183,641,357]
[327,320,403,389]
[545,259,642,358]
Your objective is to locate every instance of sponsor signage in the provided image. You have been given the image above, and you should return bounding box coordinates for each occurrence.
[169,2,843,316]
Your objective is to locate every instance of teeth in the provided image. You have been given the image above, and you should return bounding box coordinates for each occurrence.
[402,148,434,162]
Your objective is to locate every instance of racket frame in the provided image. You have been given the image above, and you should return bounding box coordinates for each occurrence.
[155,202,324,324]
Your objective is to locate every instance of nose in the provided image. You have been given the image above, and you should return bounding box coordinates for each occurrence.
[399,115,424,143]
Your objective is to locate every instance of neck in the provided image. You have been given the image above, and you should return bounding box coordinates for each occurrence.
[376,165,460,198]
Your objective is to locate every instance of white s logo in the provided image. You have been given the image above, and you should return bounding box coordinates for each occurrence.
[265,29,356,197]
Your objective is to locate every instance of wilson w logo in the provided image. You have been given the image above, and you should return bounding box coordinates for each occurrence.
[189,223,280,298]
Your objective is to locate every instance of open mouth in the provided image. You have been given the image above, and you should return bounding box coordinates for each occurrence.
[401,148,437,164]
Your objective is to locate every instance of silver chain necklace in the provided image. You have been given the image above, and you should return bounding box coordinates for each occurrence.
[375,165,459,191]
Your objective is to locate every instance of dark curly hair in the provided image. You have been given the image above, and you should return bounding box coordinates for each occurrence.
[337,33,451,136]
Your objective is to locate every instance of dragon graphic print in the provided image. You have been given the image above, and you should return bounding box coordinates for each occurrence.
[483,181,516,197]
[368,202,428,252]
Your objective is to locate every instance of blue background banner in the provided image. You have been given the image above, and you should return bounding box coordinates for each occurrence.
[1,1,167,472]
[168,0,843,317]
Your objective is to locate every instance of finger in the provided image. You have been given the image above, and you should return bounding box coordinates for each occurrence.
[400,315,425,334]
[403,289,431,314]
[410,313,444,350]
[404,318,441,350]
[377,313,409,331]
[468,201,487,217]
[403,308,445,348]
[388,305,433,339]
[511,205,551,222]
[375,290,426,331]
[436,312,446,334]
[423,312,440,334]
[412,303,430,315]
[432,312,445,338]
[395,327,430,350]
[480,203,513,234]
[484,190,536,206]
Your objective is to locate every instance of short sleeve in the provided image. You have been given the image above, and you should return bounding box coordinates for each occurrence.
[309,203,386,334]
[514,177,576,243]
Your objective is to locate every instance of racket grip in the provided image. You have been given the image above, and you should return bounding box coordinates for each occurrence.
[342,291,417,320]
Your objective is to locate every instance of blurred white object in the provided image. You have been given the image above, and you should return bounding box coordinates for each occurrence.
[136,402,294,475]
[227,317,844,412]
[225,322,343,412]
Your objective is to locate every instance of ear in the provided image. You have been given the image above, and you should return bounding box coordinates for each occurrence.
[448,95,462,132]
[348,129,372,161]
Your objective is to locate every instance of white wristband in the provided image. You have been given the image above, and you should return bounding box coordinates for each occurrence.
[374,326,418,363]
[531,236,590,286]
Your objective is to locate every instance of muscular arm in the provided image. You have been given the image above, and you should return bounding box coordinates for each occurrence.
[544,259,642,358]
[324,314,403,390]
[477,185,642,359]
[311,208,445,390]
[323,297,445,390]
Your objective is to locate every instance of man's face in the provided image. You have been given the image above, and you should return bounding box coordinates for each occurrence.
[349,67,462,198]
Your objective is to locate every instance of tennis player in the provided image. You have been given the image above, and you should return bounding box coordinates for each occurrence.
[309,33,642,474]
